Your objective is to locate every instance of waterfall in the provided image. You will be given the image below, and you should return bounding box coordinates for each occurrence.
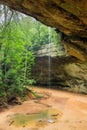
[48,27,51,89]
[47,27,55,123]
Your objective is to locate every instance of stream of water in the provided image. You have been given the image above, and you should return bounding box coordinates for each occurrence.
[48,27,51,89]
[47,27,55,123]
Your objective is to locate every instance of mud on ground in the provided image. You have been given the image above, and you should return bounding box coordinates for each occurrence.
[0,87,87,130]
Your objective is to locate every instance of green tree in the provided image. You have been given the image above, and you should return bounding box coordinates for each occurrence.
[0,5,60,103]
[0,14,34,102]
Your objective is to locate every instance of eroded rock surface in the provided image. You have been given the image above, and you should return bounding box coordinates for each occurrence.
[0,0,87,60]
[32,56,87,93]
[0,0,87,92]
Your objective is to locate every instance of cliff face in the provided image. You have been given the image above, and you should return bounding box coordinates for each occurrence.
[32,56,87,94]
[34,43,66,57]
[0,0,87,61]
[31,43,87,94]
[0,0,87,93]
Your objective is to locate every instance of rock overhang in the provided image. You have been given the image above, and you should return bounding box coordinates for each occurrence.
[0,0,87,61]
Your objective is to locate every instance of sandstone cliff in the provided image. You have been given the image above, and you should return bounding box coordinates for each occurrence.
[0,0,87,93]
[32,56,87,93]
[0,0,87,61]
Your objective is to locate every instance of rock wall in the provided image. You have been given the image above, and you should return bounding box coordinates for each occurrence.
[32,56,87,94]
[0,0,87,93]
[0,0,87,61]
[34,43,66,57]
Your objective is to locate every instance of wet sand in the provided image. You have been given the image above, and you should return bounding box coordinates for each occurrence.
[0,87,87,130]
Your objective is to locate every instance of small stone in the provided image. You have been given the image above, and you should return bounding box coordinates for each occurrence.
[47,119,55,123]
[9,120,14,126]
[38,120,42,122]
[51,114,58,116]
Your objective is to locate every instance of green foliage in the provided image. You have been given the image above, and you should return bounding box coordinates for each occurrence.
[0,8,60,103]
[0,18,35,102]
[19,17,61,51]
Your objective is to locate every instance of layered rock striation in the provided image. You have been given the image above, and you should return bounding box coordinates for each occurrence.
[32,56,87,93]
[32,43,87,93]
[0,0,87,93]
[0,0,87,61]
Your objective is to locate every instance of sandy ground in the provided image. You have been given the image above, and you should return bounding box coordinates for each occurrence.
[0,87,87,130]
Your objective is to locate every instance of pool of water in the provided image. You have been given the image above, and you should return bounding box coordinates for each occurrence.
[9,108,62,127]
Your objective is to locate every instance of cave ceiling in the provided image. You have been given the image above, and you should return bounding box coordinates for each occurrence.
[0,0,87,61]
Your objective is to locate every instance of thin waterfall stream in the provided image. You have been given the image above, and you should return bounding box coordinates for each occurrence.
[47,27,55,123]
[48,27,51,90]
